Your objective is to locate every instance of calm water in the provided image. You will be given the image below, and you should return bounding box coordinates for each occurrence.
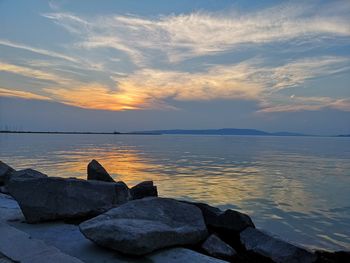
[1,133,349,251]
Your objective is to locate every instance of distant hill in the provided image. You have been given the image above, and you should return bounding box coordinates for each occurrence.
[134,128,308,136]
[337,134,350,137]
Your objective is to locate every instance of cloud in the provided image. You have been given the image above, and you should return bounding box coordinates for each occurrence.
[0,61,71,85]
[0,87,50,101]
[43,2,350,65]
[0,39,78,63]
[35,56,348,112]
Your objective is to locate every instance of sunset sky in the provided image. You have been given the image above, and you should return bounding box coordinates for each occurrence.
[0,0,349,134]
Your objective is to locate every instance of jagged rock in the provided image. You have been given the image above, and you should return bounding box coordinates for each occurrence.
[148,247,228,262]
[0,222,83,263]
[0,161,15,186]
[7,177,128,223]
[202,234,236,260]
[130,180,158,199]
[87,159,115,182]
[80,197,208,255]
[240,227,317,263]
[114,181,131,202]
[184,201,254,233]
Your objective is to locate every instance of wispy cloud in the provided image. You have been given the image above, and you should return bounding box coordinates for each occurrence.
[0,39,78,63]
[43,2,350,65]
[0,61,72,85]
[0,87,50,101]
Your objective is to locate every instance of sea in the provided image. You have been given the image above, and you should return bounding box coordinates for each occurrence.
[1,133,349,251]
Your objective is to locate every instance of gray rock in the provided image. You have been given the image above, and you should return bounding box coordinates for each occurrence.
[80,197,208,255]
[240,227,316,263]
[185,201,254,233]
[7,177,128,223]
[0,193,24,222]
[6,169,48,184]
[0,161,15,186]
[130,181,158,200]
[0,186,9,195]
[0,222,83,263]
[147,247,228,263]
[114,181,132,203]
[202,234,236,260]
[87,159,115,182]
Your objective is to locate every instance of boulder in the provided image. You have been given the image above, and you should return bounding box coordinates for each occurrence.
[184,201,254,233]
[6,169,48,184]
[202,234,236,260]
[87,160,115,182]
[114,181,131,203]
[7,177,128,223]
[147,247,228,263]
[130,180,158,199]
[240,227,317,263]
[0,161,15,186]
[79,197,208,255]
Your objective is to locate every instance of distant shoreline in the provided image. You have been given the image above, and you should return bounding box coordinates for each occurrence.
[0,131,160,135]
[0,130,348,137]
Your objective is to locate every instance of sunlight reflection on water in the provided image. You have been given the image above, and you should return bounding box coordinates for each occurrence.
[0,134,349,251]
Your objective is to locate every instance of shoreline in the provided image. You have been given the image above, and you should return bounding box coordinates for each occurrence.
[0,160,349,262]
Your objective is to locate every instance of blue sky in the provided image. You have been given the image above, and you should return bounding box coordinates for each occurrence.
[0,0,349,134]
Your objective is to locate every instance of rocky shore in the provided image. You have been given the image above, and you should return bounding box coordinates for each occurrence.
[0,160,349,263]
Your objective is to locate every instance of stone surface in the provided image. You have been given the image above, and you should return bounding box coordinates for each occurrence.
[7,177,128,223]
[0,161,15,186]
[87,159,115,182]
[130,180,158,200]
[190,202,254,233]
[6,168,48,184]
[240,227,317,263]
[0,193,24,222]
[0,222,83,263]
[80,197,208,255]
[147,248,228,263]
[202,234,236,259]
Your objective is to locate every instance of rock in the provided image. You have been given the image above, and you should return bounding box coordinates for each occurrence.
[114,181,131,203]
[147,247,228,263]
[0,186,9,194]
[0,222,83,263]
[0,161,15,186]
[202,234,236,260]
[87,159,115,182]
[240,227,317,263]
[130,180,158,199]
[315,250,350,263]
[184,201,254,233]
[6,169,48,184]
[7,177,128,223]
[79,197,208,255]
[0,193,24,222]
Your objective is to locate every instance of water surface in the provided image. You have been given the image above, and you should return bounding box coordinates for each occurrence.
[1,133,349,251]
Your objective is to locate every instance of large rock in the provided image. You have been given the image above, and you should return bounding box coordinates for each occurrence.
[6,169,48,183]
[0,161,15,186]
[130,180,158,200]
[185,201,254,233]
[7,177,128,223]
[0,222,83,263]
[202,234,236,260]
[147,247,228,263]
[87,160,115,182]
[80,197,208,255]
[315,250,350,263]
[240,227,317,263]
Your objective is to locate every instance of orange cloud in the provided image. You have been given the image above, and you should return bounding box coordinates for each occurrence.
[0,87,50,100]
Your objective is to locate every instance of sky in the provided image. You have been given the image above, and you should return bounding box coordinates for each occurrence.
[0,0,349,135]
